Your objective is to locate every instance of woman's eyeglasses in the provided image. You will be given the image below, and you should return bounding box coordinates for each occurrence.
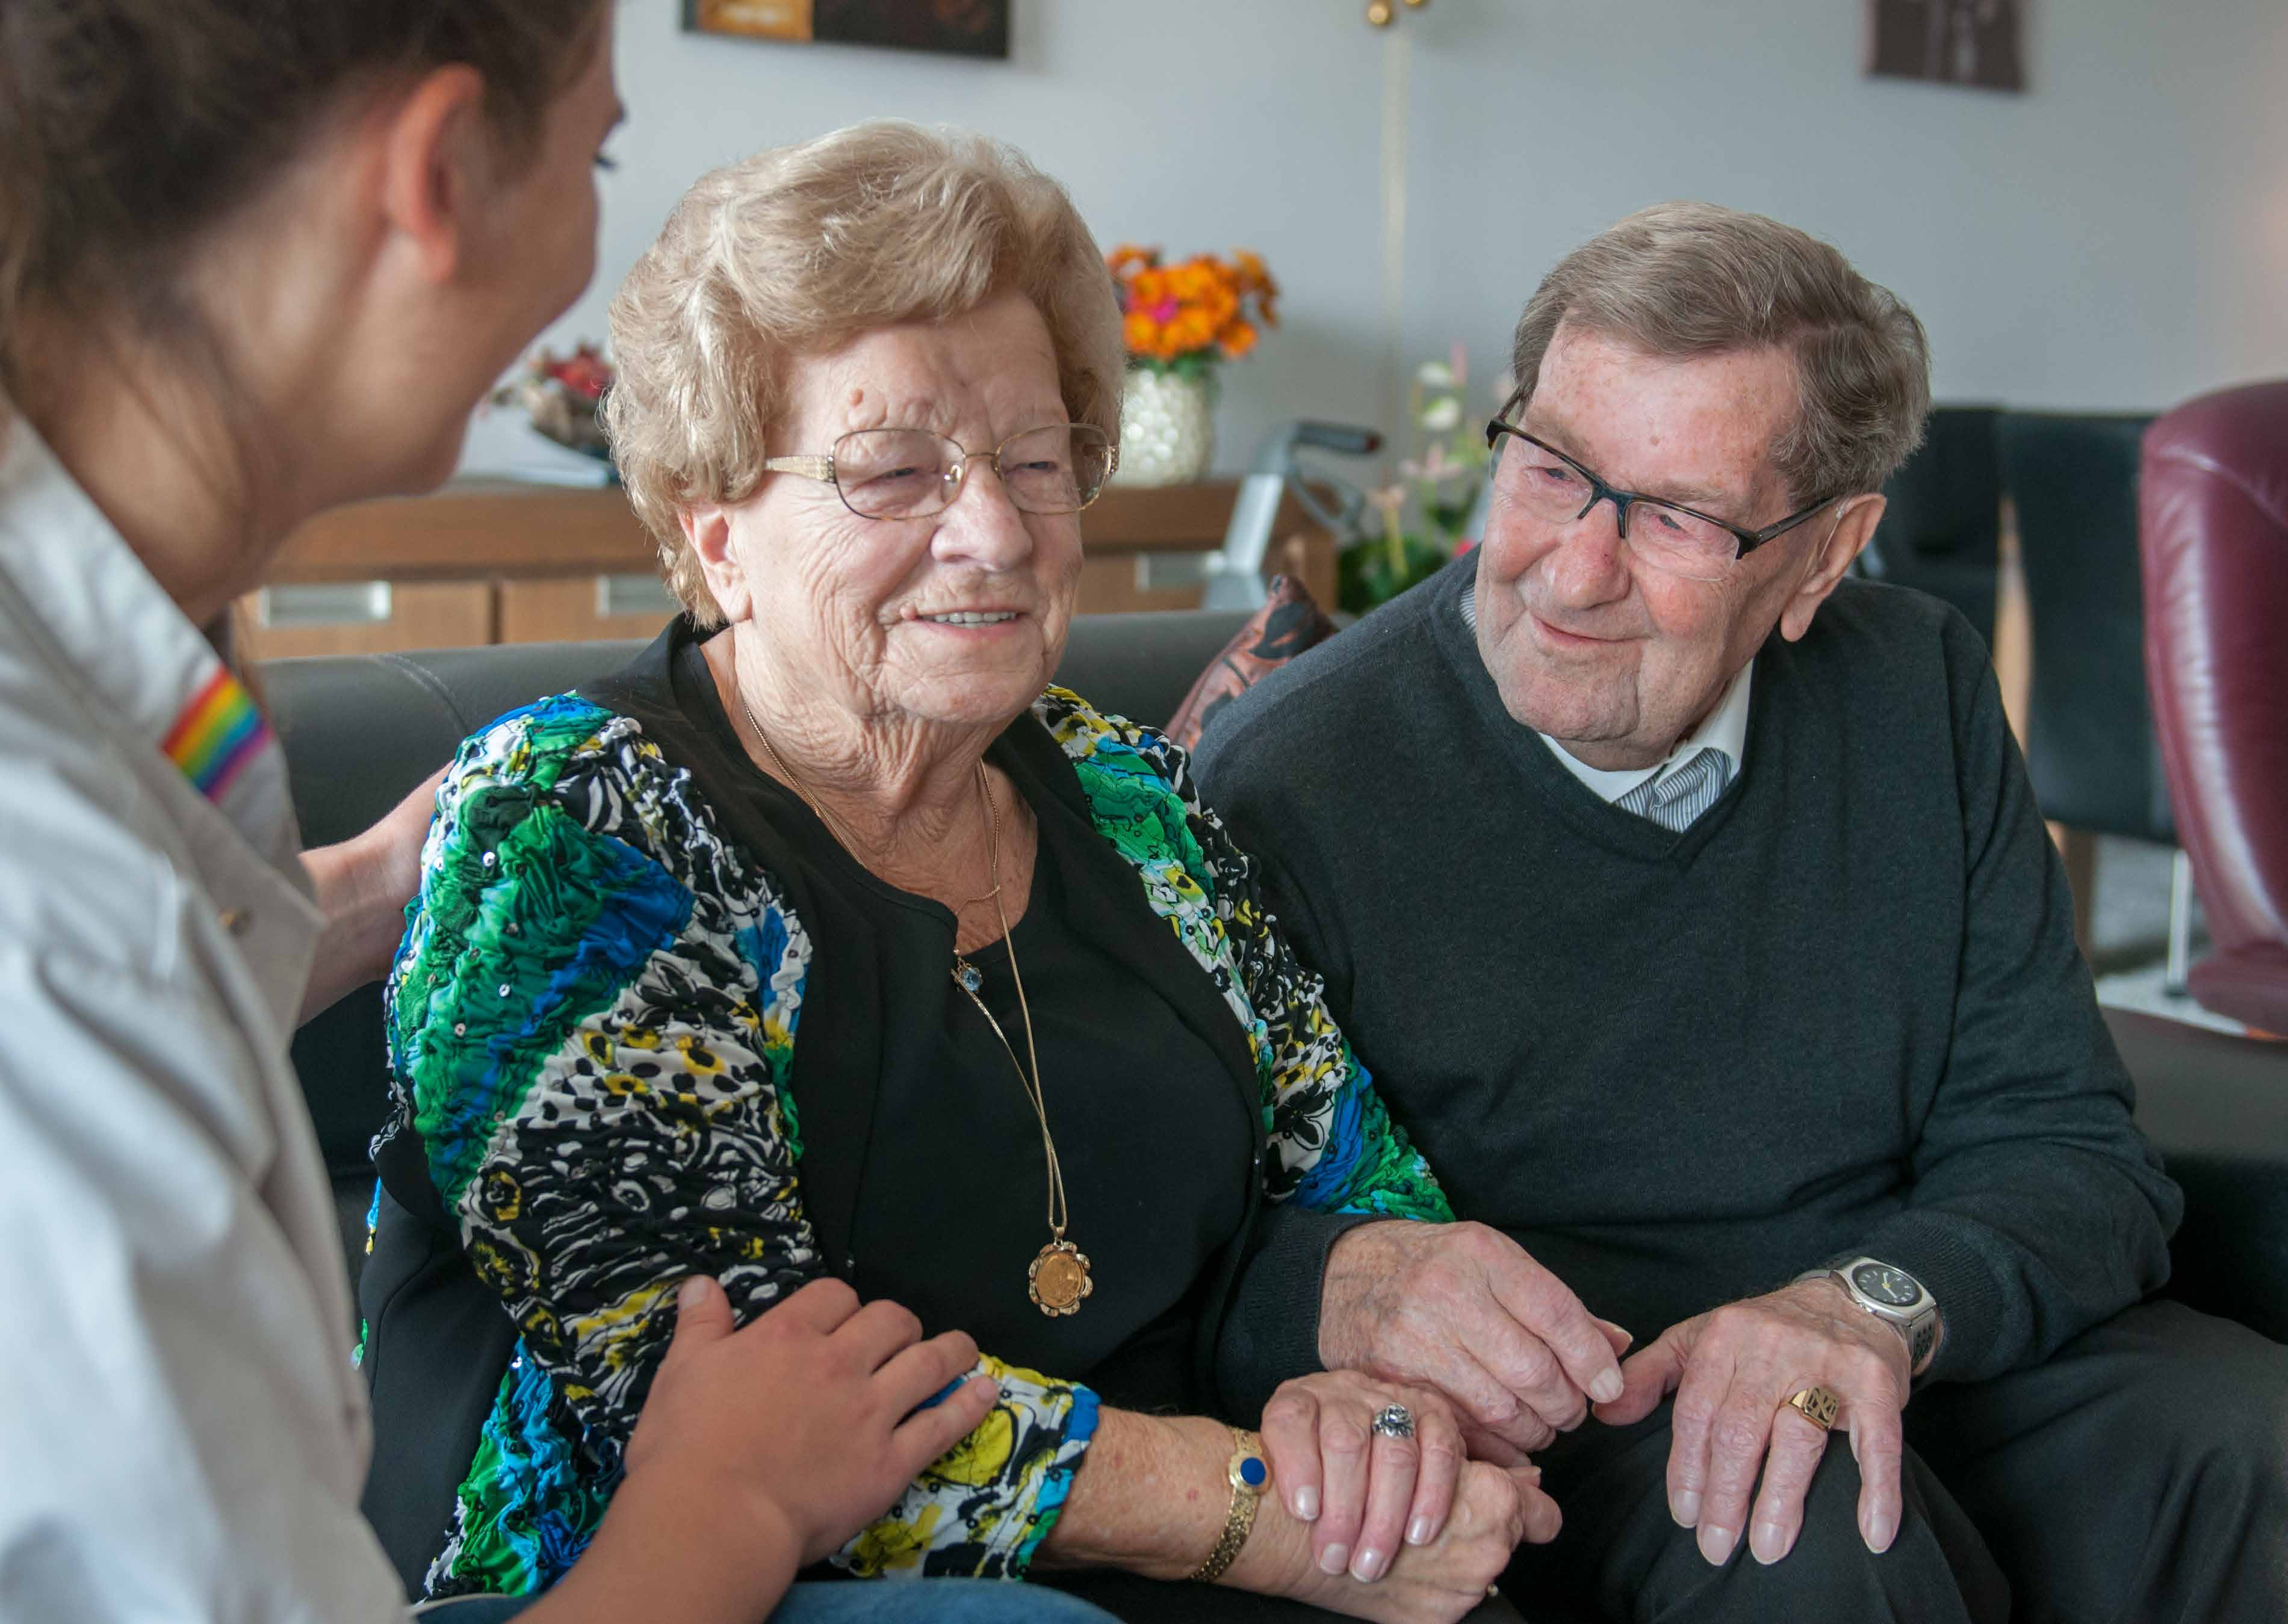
[762,424,1117,521]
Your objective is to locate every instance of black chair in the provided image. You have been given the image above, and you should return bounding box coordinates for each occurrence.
[1865,404,2002,648]
[1997,411,2186,973]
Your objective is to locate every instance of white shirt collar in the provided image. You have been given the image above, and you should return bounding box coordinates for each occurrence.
[1456,572,1755,805]
[0,412,299,866]
[1539,657,1754,805]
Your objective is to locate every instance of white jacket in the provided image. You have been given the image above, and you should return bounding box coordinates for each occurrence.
[0,418,406,1622]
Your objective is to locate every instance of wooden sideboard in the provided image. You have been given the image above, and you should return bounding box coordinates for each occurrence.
[237,479,1334,660]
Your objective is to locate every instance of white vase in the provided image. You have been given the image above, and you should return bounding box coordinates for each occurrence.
[1115,367,1216,487]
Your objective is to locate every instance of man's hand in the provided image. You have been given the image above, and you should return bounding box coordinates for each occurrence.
[1595,1277,1912,1568]
[1319,1220,1632,1459]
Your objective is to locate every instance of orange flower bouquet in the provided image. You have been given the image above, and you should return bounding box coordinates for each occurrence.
[1106,246,1279,379]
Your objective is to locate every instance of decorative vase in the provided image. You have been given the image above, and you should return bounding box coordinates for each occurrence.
[1115,366,1216,487]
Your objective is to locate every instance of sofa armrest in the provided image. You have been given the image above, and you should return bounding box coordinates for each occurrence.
[2160,1154,2288,1344]
[2107,1008,2288,1342]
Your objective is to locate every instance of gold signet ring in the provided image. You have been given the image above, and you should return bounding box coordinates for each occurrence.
[1783,1385,1841,1431]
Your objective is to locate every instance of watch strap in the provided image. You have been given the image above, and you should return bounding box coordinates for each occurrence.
[1799,1259,1941,1379]
[1904,1309,1938,1376]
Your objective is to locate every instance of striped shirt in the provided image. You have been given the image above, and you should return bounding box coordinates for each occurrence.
[1459,577,1750,824]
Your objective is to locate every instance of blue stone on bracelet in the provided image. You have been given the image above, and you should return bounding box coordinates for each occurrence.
[1240,1456,1268,1487]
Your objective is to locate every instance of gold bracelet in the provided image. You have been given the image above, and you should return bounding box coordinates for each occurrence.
[1188,1426,1271,1584]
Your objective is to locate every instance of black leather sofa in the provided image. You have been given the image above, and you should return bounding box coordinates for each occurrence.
[266,612,2288,1600]
[272,612,2288,1337]
[272,611,1265,1303]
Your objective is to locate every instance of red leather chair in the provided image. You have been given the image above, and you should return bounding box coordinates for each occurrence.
[2141,382,2288,1034]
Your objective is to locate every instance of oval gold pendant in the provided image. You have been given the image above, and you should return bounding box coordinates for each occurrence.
[1028,1239,1094,1316]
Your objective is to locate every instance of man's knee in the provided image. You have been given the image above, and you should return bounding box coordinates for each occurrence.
[1664,1436,2004,1624]
[2103,1304,2288,1522]
[1915,1300,2288,1620]
[1524,1418,2004,1624]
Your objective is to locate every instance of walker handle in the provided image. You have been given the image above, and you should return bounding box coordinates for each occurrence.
[1292,422,1383,457]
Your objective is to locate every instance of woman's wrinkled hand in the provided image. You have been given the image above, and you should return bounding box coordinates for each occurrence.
[622,1275,997,1568]
[1228,1450,1554,1624]
[1259,1370,1469,1582]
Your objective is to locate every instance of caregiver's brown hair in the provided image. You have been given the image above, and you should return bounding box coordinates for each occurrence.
[0,0,607,392]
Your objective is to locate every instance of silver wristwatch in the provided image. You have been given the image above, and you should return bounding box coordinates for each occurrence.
[1799,1257,1941,1377]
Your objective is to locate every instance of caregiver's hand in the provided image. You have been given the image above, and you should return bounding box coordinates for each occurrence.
[1319,1220,1633,1459]
[541,1276,994,1624]
[298,763,448,1023]
[626,1276,996,1567]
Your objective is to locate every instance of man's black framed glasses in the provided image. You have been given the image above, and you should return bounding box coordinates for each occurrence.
[1484,400,1835,581]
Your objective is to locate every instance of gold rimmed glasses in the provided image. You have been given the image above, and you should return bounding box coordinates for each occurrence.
[762,424,1117,521]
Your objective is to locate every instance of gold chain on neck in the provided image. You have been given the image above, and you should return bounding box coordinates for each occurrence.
[735,684,1090,1314]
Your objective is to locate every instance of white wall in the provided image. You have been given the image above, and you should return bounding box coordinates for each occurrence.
[464,0,2288,478]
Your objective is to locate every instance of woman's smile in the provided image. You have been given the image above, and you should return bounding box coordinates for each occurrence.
[908,608,1025,628]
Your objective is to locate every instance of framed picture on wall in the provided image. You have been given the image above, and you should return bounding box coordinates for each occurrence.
[683,0,1009,60]
[1865,0,2024,92]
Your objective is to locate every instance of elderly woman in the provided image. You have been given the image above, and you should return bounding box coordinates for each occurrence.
[365,124,1545,1624]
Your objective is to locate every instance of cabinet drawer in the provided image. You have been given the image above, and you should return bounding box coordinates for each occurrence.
[235,581,493,660]
[1076,552,1206,614]
[498,574,682,644]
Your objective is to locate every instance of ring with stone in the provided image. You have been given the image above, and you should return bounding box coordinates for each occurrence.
[1371,1402,1415,1440]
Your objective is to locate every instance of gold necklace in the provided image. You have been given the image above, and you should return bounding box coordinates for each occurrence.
[737,692,1093,1317]
[951,768,1093,1316]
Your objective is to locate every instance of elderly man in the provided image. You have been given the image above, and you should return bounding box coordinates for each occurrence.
[1195,203,2287,1622]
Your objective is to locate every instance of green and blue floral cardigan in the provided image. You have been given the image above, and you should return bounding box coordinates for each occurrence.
[379,683,1449,1598]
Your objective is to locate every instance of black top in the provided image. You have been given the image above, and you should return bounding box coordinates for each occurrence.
[658,629,1253,1410]
[357,622,1371,1597]
[1195,554,2181,1382]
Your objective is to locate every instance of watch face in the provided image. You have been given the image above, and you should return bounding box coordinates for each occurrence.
[1853,1263,1921,1307]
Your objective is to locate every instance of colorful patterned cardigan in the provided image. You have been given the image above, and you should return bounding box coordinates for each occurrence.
[380,684,1451,1598]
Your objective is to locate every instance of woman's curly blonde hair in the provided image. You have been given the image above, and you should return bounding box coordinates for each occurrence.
[604,121,1124,626]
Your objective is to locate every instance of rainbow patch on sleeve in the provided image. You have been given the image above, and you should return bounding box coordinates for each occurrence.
[161,666,272,801]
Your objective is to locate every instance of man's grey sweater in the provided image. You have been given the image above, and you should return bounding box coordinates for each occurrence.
[1194,557,2180,1381]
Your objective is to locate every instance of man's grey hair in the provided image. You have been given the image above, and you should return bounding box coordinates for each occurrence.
[1509,202,1932,504]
